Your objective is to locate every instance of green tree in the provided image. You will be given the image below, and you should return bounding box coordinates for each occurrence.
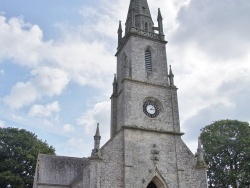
[0,127,55,188]
[200,119,250,188]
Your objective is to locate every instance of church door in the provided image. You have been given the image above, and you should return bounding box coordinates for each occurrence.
[147,181,158,188]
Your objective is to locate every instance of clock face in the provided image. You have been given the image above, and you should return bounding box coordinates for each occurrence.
[143,101,159,118]
[146,105,156,114]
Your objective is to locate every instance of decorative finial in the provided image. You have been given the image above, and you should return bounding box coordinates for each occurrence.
[196,137,207,168]
[112,74,118,94]
[118,21,123,46]
[168,65,175,87]
[95,123,101,138]
[118,21,122,31]
[157,8,164,37]
[169,65,174,77]
[157,8,163,21]
[113,74,117,84]
[91,123,101,157]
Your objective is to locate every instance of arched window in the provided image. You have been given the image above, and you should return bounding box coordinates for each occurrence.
[147,181,158,188]
[145,49,152,72]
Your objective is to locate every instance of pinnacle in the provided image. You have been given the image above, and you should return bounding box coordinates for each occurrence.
[113,74,117,84]
[169,65,174,77]
[125,0,154,33]
[157,8,163,21]
[196,137,207,168]
[95,123,101,137]
[118,21,122,31]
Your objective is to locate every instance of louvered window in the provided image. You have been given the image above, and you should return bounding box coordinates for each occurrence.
[145,50,152,72]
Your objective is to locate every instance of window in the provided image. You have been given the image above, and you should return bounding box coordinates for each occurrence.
[145,49,152,72]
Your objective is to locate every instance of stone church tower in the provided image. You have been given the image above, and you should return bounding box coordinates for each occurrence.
[33,0,208,187]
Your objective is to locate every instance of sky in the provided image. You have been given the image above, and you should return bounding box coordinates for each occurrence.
[0,0,250,157]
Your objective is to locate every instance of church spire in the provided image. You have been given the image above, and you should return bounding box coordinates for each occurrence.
[91,123,101,157]
[125,0,154,34]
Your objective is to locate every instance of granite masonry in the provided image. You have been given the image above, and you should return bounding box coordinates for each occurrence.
[33,0,208,187]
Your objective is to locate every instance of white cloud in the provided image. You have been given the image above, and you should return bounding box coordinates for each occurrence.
[0,14,116,89]
[0,15,51,67]
[3,67,69,109]
[63,124,75,133]
[0,120,5,128]
[167,0,250,145]
[172,0,250,59]
[3,82,37,109]
[57,137,92,157]
[76,101,110,142]
[28,101,60,117]
[48,40,115,87]
[31,67,69,96]
[0,69,4,75]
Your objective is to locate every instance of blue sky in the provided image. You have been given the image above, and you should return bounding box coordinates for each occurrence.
[1,0,250,157]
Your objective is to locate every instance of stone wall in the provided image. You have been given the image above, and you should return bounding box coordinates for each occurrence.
[72,180,83,188]
[99,130,124,187]
[82,164,90,188]
[177,138,208,188]
[120,128,207,188]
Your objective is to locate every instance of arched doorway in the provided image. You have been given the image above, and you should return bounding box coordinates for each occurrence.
[147,181,158,188]
[144,174,168,188]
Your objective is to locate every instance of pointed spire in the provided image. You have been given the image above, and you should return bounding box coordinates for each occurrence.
[168,65,175,87]
[118,21,122,32]
[91,123,101,157]
[113,74,117,84]
[118,21,123,46]
[157,8,164,36]
[169,65,174,77]
[94,123,101,138]
[125,0,154,33]
[157,8,163,21]
[196,137,207,168]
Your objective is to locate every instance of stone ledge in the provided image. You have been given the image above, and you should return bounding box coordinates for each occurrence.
[122,126,184,136]
[116,29,167,56]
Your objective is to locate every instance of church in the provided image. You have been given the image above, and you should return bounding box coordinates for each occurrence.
[33,0,208,187]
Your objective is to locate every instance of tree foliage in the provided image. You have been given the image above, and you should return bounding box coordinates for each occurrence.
[200,119,250,188]
[0,127,55,188]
